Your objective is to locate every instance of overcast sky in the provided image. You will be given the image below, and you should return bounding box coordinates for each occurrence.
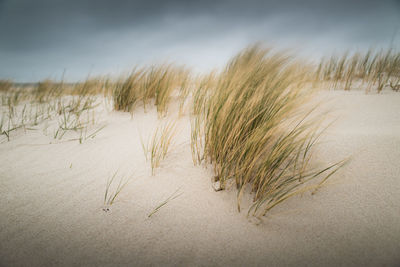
[0,0,399,82]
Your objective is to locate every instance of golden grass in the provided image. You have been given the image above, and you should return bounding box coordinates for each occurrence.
[141,121,178,175]
[191,45,346,217]
[315,48,400,92]
[104,171,131,207]
[147,188,183,218]
[2,44,373,218]
[112,65,191,116]
[0,82,103,143]
[70,77,110,96]
[0,80,13,92]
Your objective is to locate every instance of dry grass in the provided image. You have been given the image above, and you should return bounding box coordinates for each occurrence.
[0,80,13,92]
[1,44,354,218]
[112,65,191,116]
[141,121,178,175]
[315,48,400,92]
[104,171,131,207]
[70,77,110,96]
[148,188,183,218]
[0,82,104,143]
[191,45,345,217]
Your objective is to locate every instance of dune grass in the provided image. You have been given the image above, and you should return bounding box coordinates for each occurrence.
[191,45,346,217]
[0,81,104,143]
[104,171,131,208]
[315,48,400,92]
[0,80,13,92]
[142,121,178,175]
[112,65,191,116]
[148,188,183,218]
[0,44,357,218]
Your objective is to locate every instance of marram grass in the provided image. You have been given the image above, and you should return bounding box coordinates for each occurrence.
[0,43,368,218]
[315,48,400,92]
[112,65,191,116]
[104,171,131,207]
[148,188,183,218]
[141,120,178,175]
[191,45,346,217]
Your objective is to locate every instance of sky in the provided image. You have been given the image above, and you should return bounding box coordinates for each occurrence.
[0,0,399,82]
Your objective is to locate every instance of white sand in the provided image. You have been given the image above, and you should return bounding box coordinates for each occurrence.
[0,90,399,266]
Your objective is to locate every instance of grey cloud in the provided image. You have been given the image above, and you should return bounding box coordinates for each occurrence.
[0,0,399,81]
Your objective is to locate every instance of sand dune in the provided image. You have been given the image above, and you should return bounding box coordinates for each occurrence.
[0,90,399,266]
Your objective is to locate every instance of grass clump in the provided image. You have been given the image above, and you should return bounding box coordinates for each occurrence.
[315,49,400,92]
[112,65,191,116]
[0,80,13,92]
[191,45,345,217]
[104,171,131,208]
[34,79,63,102]
[0,83,103,142]
[70,77,110,96]
[142,121,178,175]
[112,69,145,112]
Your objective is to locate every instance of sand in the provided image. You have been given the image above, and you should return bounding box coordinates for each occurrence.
[0,90,399,266]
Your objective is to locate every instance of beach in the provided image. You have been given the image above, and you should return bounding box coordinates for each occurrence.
[0,89,399,266]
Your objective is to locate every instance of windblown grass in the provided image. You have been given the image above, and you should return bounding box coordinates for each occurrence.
[0,82,104,143]
[104,171,131,208]
[112,69,145,112]
[143,121,178,175]
[32,79,66,103]
[0,100,52,141]
[112,65,191,116]
[315,48,400,92]
[0,80,13,92]
[191,45,346,217]
[70,77,111,96]
[148,188,183,218]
